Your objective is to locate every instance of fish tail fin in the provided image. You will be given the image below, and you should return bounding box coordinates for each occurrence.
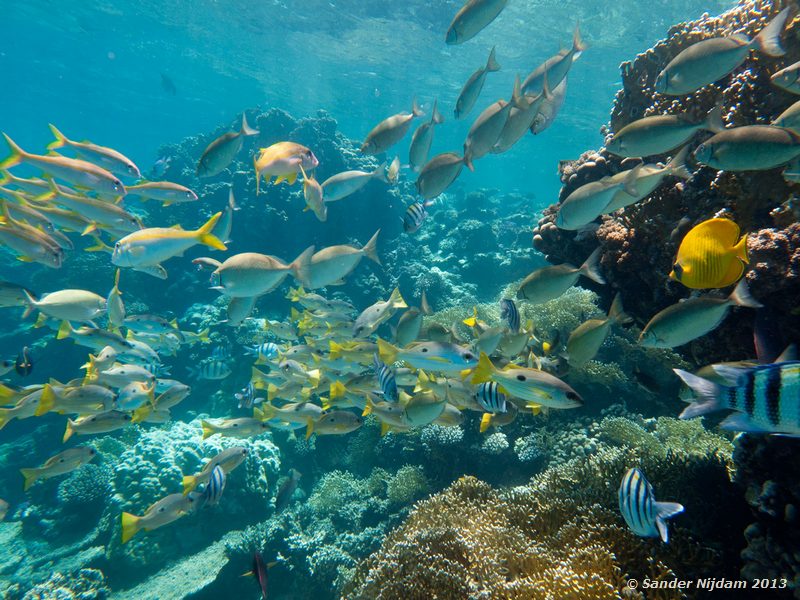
[735,233,749,264]
[486,46,501,72]
[330,380,346,400]
[388,287,406,309]
[431,99,444,125]
[21,289,37,320]
[511,74,527,110]
[0,169,10,185]
[479,413,493,433]
[705,104,725,134]
[254,154,262,195]
[329,340,344,360]
[57,320,73,340]
[259,401,277,420]
[754,5,791,57]
[377,338,399,365]
[228,187,239,212]
[579,247,606,284]
[654,502,685,543]
[463,306,478,327]
[62,419,76,443]
[373,162,389,184]
[0,409,9,431]
[290,245,315,285]
[20,468,41,491]
[0,134,26,170]
[572,22,588,55]
[666,145,692,179]
[182,475,198,495]
[608,293,632,325]
[85,236,113,253]
[729,279,762,309]
[131,406,151,424]
[673,368,726,418]
[240,113,259,136]
[200,419,215,440]
[34,384,57,417]
[470,352,496,384]
[46,124,69,151]
[464,152,475,172]
[362,394,373,417]
[287,286,305,302]
[305,418,314,440]
[362,229,381,265]
[121,512,141,544]
[411,97,424,118]
[196,212,227,251]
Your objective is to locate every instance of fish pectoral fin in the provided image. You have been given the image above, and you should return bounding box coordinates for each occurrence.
[719,412,771,433]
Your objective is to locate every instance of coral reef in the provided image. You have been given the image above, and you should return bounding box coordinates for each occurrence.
[4,569,109,600]
[531,0,800,364]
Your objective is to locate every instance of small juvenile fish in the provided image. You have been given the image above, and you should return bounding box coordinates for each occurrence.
[254,142,318,193]
[619,468,683,543]
[201,417,269,440]
[402,200,433,234]
[236,382,257,409]
[670,218,748,290]
[200,465,226,507]
[416,152,464,200]
[182,447,248,494]
[20,446,96,491]
[655,7,790,95]
[15,346,33,377]
[360,99,423,155]
[188,359,232,381]
[499,299,520,333]
[639,280,762,348]
[274,469,302,513]
[353,288,406,338]
[517,248,605,303]
[446,0,508,45]
[455,46,501,120]
[321,164,387,202]
[121,493,197,544]
[125,181,198,206]
[197,114,259,178]
[409,100,445,171]
[47,124,141,179]
[475,381,506,413]
[374,354,398,402]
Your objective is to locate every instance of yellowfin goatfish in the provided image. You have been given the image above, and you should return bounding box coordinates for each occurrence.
[416,152,465,200]
[0,134,125,198]
[606,106,723,158]
[201,418,269,439]
[197,114,259,178]
[517,248,605,303]
[445,0,508,45]
[566,294,631,367]
[254,142,318,193]
[112,212,226,269]
[20,446,96,491]
[455,46,501,120]
[470,352,583,409]
[121,493,197,543]
[654,6,791,96]
[300,231,380,289]
[409,100,445,172]
[47,124,140,179]
[353,288,406,338]
[22,288,106,322]
[182,446,248,494]
[377,338,478,374]
[321,164,387,202]
[670,218,748,290]
[125,181,198,206]
[360,99,423,155]
[522,24,586,95]
[211,249,312,298]
[693,125,800,171]
[639,280,762,348]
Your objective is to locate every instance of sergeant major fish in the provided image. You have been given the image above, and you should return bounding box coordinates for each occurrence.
[619,468,683,543]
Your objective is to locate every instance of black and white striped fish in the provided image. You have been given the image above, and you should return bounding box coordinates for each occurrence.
[475,382,507,413]
[373,354,398,402]
[188,359,232,380]
[618,468,683,543]
[499,298,520,333]
[402,200,433,233]
[675,361,800,435]
[245,342,280,360]
[142,362,171,377]
[212,341,232,361]
[236,382,257,409]
[201,465,226,507]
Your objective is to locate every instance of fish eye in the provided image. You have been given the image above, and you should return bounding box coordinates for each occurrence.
[233,423,239,427]
[158,507,165,513]
[113,180,122,190]
[186,192,193,199]
[114,242,121,250]
[464,352,474,361]
[421,347,429,353]
[566,391,579,400]
[59,458,65,463]
[516,374,526,381]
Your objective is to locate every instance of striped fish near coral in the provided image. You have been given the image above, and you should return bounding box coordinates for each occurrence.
[619,468,684,543]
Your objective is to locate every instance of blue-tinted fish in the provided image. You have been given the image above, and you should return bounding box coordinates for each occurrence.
[618,468,683,543]
[402,200,433,233]
[245,342,280,361]
[475,382,507,413]
[374,354,398,402]
[200,465,226,507]
[211,341,232,361]
[675,361,800,435]
[187,359,231,381]
[236,382,257,409]
[499,299,520,333]
[142,362,171,377]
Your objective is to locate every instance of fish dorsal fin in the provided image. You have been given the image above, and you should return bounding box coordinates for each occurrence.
[776,344,798,363]
[711,364,748,386]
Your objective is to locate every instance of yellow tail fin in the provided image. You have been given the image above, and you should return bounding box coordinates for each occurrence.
[47,124,69,151]
[62,419,76,443]
[20,467,40,491]
[305,418,314,440]
[182,475,198,495]
[0,409,8,431]
[388,287,406,310]
[34,384,57,417]
[57,320,73,340]
[330,381,346,400]
[132,406,152,424]
[200,420,215,440]
[0,134,26,170]
[195,212,227,251]
[479,413,493,433]
[329,340,344,360]
[377,338,399,365]
[120,512,141,544]
[470,352,496,384]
